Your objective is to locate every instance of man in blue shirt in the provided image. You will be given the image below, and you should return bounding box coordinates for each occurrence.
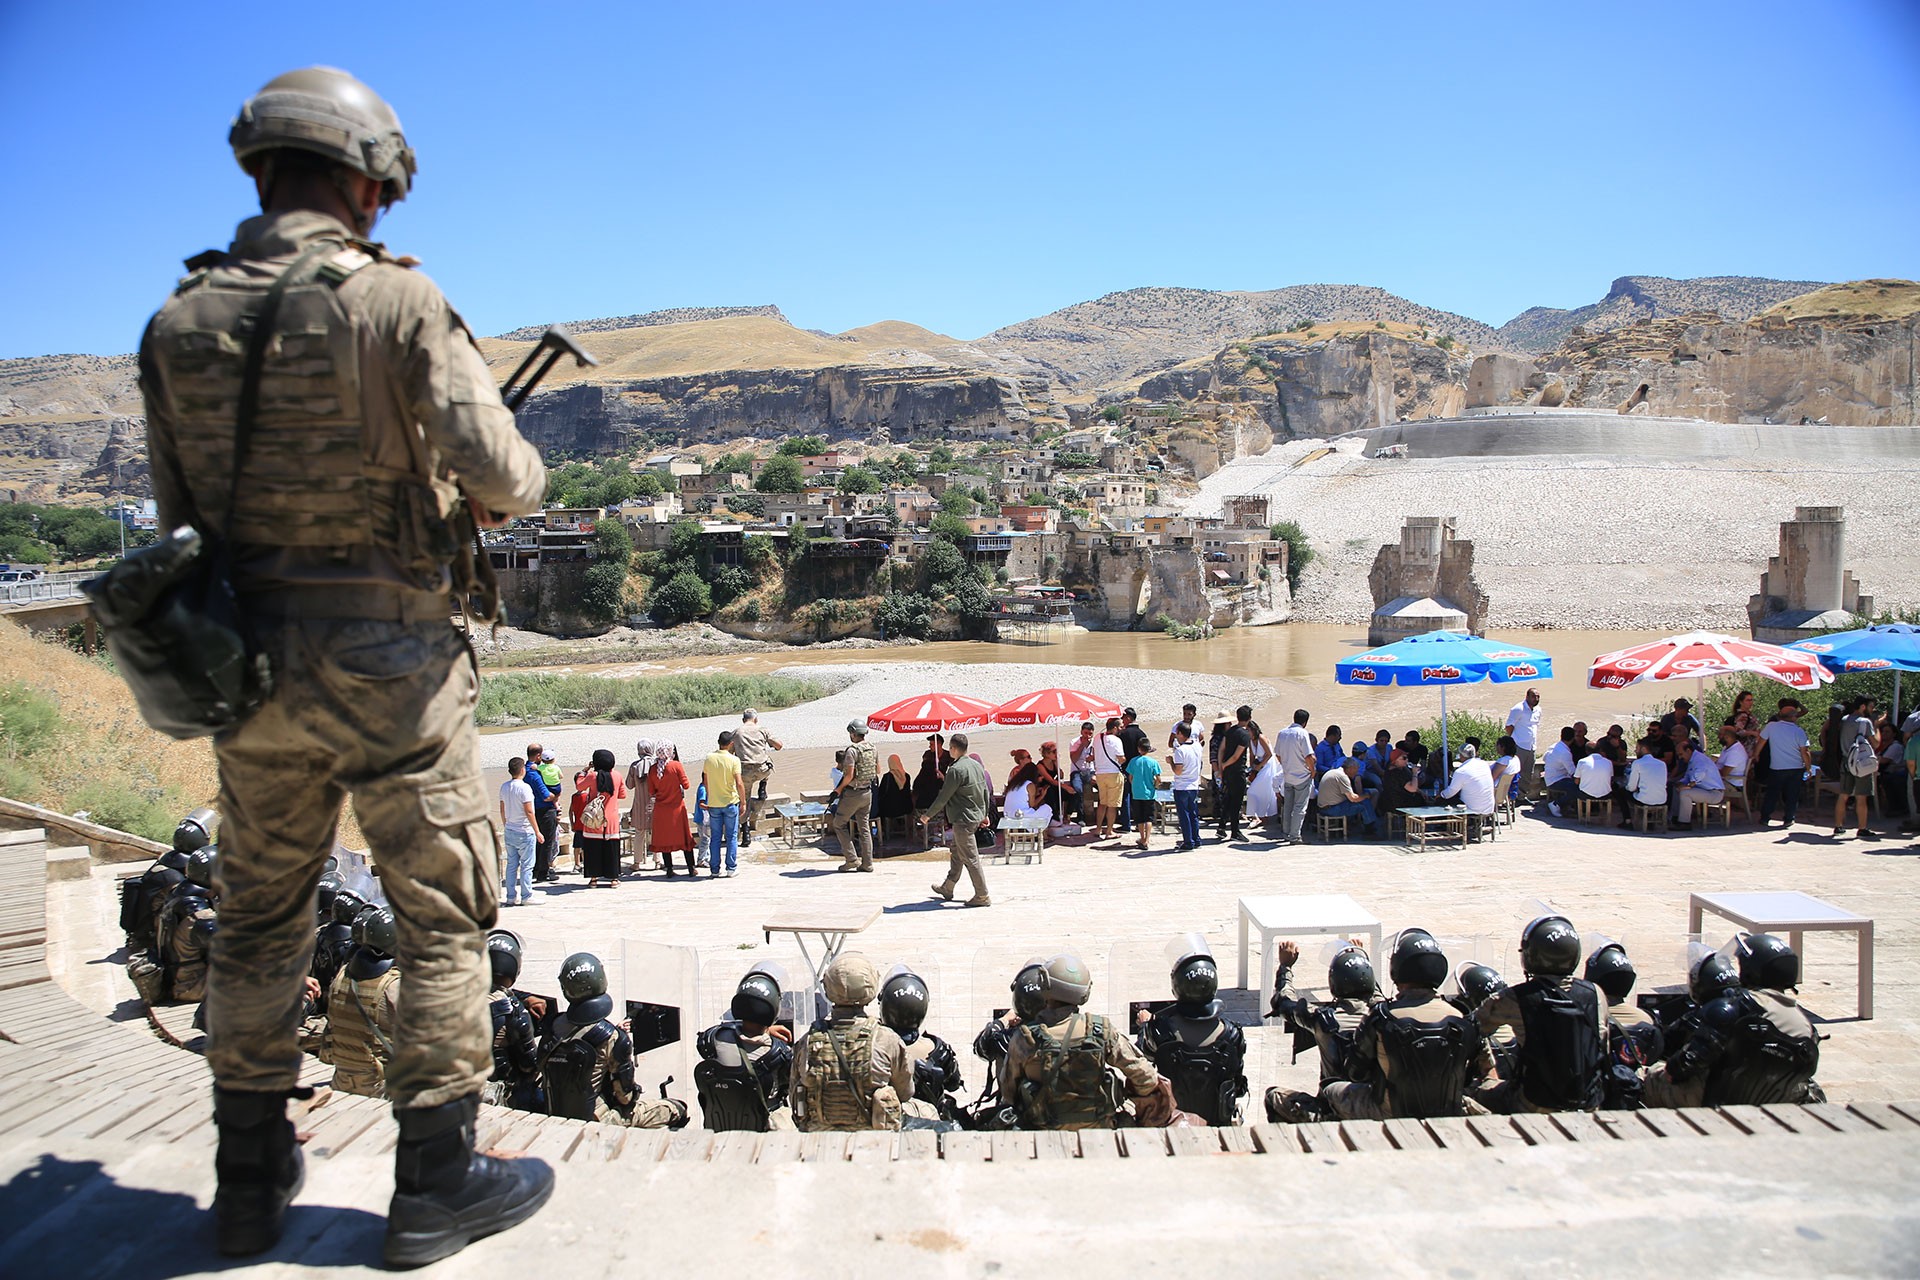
[1314,725,1347,778]
[1670,738,1725,829]
[523,741,558,883]
[1125,750,1163,850]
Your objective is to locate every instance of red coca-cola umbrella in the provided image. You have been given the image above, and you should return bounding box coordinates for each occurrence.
[865,692,997,735]
[988,688,1123,726]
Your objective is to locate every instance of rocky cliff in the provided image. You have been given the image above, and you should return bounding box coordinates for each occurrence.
[1493,275,1825,354]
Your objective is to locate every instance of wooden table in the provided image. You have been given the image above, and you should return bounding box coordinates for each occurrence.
[762,905,883,1027]
[994,815,1046,864]
[768,802,828,848]
[1400,805,1469,852]
[1236,894,1383,1016]
[1689,891,1874,1019]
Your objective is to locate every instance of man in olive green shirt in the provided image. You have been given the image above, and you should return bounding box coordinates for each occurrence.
[925,734,991,907]
[702,731,744,877]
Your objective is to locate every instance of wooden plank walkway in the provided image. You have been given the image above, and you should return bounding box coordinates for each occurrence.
[3,825,1918,1169]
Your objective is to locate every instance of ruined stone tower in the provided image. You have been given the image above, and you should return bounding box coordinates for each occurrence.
[1748,505,1873,643]
[1367,516,1489,646]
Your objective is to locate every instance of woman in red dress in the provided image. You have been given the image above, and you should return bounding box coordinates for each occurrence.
[648,746,697,876]
[575,749,628,887]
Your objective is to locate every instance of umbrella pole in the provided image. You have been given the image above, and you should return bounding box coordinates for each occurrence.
[1440,684,1450,788]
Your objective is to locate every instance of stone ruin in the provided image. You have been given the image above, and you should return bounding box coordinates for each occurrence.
[1224,494,1271,529]
[1748,505,1873,643]
[1367,516,1489,646]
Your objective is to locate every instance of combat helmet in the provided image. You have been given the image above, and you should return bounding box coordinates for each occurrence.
[879,967,931,1038]
[1328,946,1376,1001]
[229,67,416,210]
[184,848,218,891]
[351,905,396,958]
[1388,929,1447,990]
[173,807,217,854]
[1166,933,1218,1006]
[821,954,880,1008]
[1039,953,1092,1008]
[486,929,523,989]
[1735,933,1799,991]
[1584,943,1637,1003]
[558,951,612,1023]
[732,963,785,1028]
[1455,963,1506,1011]
[1009,959,1048,1020]
[1520,915,1582,977]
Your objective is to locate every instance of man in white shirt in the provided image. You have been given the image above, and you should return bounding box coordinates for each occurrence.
[1757,700,1813,828]
[1627,740,1669,810]
[1274,709,1317,845]
[1718,739,1750,791]
[1542,726,1578,816]
[1440,747,1496,816]
[1167,723,1205,850]
[1068,721,1098,825]
[498,756,539,907]
[1574,748,1614,810]
[1092,715,1126,839]
[1671,739,1725,827]
[1505,689,1543,800]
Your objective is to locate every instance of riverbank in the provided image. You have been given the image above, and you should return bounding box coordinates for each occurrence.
[470,619,914,670]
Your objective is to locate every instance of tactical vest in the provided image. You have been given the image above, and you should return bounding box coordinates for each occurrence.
[147,239,458,586]
[1306,999,1369,1083]
[540,1019,618,1121]
[1373,1000,1478,1119]
[1513,979,1605,1112]
[1016,1012,1119,1130]
[327,964,399,1097]
[800,1018,882,1131]
[489,990,537,1083]
[121,862,182,952]
[1703,991,1821,1106]
[848,743,879,787]
[1144,1010,1246,1125]
[161,896,217,1002]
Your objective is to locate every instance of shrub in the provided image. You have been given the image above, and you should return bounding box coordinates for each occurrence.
[68,778,186,843]
[580,561,630,624]
[922,538,968,588]
[948,574,997,638]
[1422,709,1507,763]
[725,492,766,517]
[708,565,753,606]
[474,672,825,727]
[738,600,762,623]
[593,519,633,566]
[1099,405,1124,423]
[876,592,936,640]
[755,455,805,493]
[0,682,63,758]
[646,569,712,624]
[1268,520,1315,593]
[777,435,829,457]
[743,533,777,573]
[1056,451,1098,470]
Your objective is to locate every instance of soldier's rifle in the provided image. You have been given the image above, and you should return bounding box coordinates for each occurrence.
[498,325,598,412]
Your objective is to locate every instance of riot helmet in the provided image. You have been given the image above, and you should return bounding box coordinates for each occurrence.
[1688,952,1741,1005]
[173,807,217,854]
[559,951,613,1023]
[330,885,369,926]
[184,848,217,891]
[315,871,342,919]
[158,848,190,873]
[351,905,396,958]
[229,67,416,210]
[1735,933,1799,991]
[1520,915,1582,977]
[1166,933,1218,1005]
[1584,943,1637,1003]
[821,953,880,1008]
[486,929,523,988]
[1010,960,1048,1020]
[1327,946,1376,1001]
[879,967,931,1037]
[1388,929,1448,990]
[732,963,785,1027]
[1040,953,1093,1007]
[1455,964,1506,1011]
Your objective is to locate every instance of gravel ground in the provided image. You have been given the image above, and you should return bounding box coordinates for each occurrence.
[1188,437,1920,630]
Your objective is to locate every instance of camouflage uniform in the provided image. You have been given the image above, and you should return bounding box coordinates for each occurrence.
[323,961,401,1098]
[141,208,545,1109]
[159,890,219,1003]
[791,1008,912,1131]
[834,741,880,871]
[1002,1007,1160,1130]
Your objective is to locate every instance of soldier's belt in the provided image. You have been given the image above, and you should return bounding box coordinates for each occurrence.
[246,585,452,624]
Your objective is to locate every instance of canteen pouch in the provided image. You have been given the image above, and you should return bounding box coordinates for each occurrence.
[81,526,272,740]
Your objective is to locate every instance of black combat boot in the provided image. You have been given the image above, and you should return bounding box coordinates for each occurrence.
[384,1094,554,1268]
[213,1086,310,1256]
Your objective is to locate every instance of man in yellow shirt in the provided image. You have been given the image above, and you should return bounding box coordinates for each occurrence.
[703,731,744,877]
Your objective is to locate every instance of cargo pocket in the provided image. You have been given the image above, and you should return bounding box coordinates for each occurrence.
[325,620,432,681]
[415,778,499,922]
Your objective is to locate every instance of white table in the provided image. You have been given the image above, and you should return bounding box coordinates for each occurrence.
[994,815,1046,864]
[1689,891,1874,1020]
[762,905,883,1029]
[1237,893,1383,1017]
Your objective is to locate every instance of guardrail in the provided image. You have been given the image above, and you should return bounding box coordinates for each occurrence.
[0,572,91,608]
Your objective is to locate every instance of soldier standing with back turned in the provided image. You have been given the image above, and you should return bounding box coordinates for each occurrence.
[139,67,550,1264]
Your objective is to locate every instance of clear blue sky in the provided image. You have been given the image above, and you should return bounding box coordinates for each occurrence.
[3,0,1916,358]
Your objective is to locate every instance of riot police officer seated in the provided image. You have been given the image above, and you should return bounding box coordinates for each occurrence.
[121,806,214,956]
[792,954,913,1132]
[140,846,219,1005]
[1472,916,1608,1114]
[322,905,401,1098]
[696,964,796,1132]
[1002,953,1164,1131]
[1657,949,1743,1063]
[1320,929,1492,1121]
[1645,933,1823,1109]
[538,952,688,1129]
[966,958,1048,1128]
[881,967,967,1126]
[1450,962,1517,1079]
[1585,939,1663,1109]
[1264,938,1378,1123]
[1136,935,1247,1126]
[484,930,542,1111]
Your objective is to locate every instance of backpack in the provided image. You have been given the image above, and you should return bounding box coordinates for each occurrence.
[540,1020,613,1120]
[1513,980,1606,1112]
[1017,1013,1119,1129]
[579,790,609,833]
[1844,722,1879,778]
[799,1019,880,1130]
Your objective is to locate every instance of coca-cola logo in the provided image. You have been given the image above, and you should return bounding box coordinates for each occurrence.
[1421,666,1462,681]
[1505,663,1540,679]
[1349,667,1378,683]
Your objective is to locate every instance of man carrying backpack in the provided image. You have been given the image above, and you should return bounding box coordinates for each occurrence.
[1834,695,1880,839]
[1472,916,1608,1114]
[538,952,687,1129]
[1002,953,1164,1130]
[791,954,912,1132]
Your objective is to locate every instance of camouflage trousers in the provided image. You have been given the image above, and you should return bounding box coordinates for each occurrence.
[207,605,496,1110]
[599,1095,686,1129]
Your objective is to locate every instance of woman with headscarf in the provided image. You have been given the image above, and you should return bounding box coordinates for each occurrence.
[575,748,628,887]
[625,736,667,872]
[876,754,915,821]
[912,734,946,810]
[648,745,696,876]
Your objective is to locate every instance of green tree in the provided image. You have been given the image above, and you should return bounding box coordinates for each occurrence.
[948,573,997,638]
[875,592,935,640]
[1269,520,1315,593]
[837,466,880,495]
[1099,405,1124,423]
[937,488,974,517]
[708,564,753,606]
[1056,451,1098,470]
[711,450,757,476]
[666,519,704,568]
[755,455,805,493]
[777,435,829,457]
[633,471,664,497]
[928,443,954,465]
[725,491,766,517]
[593,519,633,566]
[581,561,630,624]
[929,513,972,545]
[743,533,777,573]
[646,569,713,624]
[921,537,968,588]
